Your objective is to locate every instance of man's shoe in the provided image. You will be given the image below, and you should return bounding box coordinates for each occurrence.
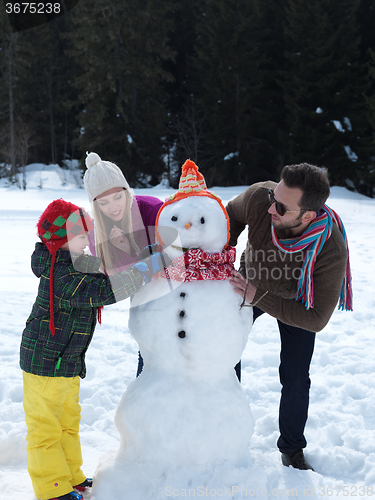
[281,449,314,471]
[74,478,93,492]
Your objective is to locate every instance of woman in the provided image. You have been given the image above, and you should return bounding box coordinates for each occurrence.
[83,152,163,375]
[83,152,163,274]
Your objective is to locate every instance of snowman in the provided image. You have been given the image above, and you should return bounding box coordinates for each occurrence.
[92,160,257,500]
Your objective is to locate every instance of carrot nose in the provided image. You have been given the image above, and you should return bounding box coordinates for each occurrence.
[185,223,191,229]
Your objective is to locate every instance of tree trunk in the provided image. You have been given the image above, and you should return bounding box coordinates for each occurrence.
[7,32,17,179]
[49,53,56,164]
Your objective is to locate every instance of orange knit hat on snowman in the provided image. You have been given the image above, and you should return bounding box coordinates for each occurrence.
[155,159,230,246]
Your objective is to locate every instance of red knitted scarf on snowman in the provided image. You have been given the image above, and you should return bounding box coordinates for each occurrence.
[159,246,236,282]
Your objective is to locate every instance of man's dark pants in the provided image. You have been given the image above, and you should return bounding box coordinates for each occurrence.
[235,306,316,454]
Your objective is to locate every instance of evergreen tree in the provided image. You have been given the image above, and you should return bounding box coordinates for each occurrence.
[163,0,205,185]
[0,15,21,179]
[1,0,374,193]
[69,0,175,185]
[358,0,375,60]
[0,15,44,185]
[17,15,81,166]
[356,0,375,196]
[362,48,375,196]
[185,0,286,186]
[0,12,82,175]
[281,0,368,185]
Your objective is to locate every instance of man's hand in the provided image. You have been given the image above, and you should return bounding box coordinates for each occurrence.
[229,270,257,304]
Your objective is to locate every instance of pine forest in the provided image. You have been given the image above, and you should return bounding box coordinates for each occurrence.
[1,0,375,195]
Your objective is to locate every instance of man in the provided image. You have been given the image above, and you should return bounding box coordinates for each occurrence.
[227,163,352,470]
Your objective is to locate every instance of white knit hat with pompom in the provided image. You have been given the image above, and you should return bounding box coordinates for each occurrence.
[83,152,131,202]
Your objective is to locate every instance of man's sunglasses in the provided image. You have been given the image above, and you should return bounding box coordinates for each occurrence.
[268,189,307,217]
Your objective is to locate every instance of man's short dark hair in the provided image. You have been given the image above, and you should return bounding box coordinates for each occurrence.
[280,163,330,213]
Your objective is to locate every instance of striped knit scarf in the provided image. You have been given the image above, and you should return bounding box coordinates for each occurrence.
[271,205,353,311]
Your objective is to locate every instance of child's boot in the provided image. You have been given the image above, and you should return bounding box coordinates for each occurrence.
[49,491,83,500]
[74,478,93,492]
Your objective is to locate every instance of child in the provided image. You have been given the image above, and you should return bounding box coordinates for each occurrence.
[20,199,167,500]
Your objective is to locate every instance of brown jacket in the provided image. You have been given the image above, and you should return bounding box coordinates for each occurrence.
[226,181,348,332]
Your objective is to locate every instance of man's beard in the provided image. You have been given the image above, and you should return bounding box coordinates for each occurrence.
[273,214,304,238]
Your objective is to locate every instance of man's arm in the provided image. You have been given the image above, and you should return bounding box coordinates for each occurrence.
[226,181,276,246]
[226,185,256,246]
[246,231,348,332]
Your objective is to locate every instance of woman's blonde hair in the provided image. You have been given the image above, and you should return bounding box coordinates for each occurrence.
[92,188,141,274]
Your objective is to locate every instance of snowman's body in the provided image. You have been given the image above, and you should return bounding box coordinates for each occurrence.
[119,279,253,465]
[93,194,255,500]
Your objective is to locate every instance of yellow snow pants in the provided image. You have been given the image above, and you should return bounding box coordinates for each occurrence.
[23,372,86,500]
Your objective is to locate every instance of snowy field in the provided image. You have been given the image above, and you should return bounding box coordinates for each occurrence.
[0,164,374,500]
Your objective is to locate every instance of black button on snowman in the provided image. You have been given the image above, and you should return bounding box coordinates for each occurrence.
[179,297,186,336]
[93,160,254,500]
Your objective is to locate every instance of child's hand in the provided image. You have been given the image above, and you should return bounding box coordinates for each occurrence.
[138,244,159,260]
[109,225,131,253]
[132,252,171,284]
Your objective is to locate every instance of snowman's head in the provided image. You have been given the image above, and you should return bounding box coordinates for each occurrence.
[157,196,228,259]
[155,159,230,260]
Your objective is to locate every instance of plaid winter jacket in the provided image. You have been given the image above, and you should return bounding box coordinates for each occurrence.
[20,242,143,378]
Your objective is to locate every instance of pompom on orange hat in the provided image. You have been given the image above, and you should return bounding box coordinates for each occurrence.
[155,159,230,246]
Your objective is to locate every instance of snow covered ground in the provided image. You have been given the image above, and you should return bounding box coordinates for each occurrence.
[0,164,374,499]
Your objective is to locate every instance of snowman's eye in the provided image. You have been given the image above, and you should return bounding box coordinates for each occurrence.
[171,216,178,222]
[200,217,205,224]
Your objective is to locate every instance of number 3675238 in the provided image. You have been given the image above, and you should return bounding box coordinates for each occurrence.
[5,3,61,15]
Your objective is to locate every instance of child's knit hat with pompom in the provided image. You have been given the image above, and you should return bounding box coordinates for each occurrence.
[37,198,93,254]
[84,152,131,202]
[37,198,94,335]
